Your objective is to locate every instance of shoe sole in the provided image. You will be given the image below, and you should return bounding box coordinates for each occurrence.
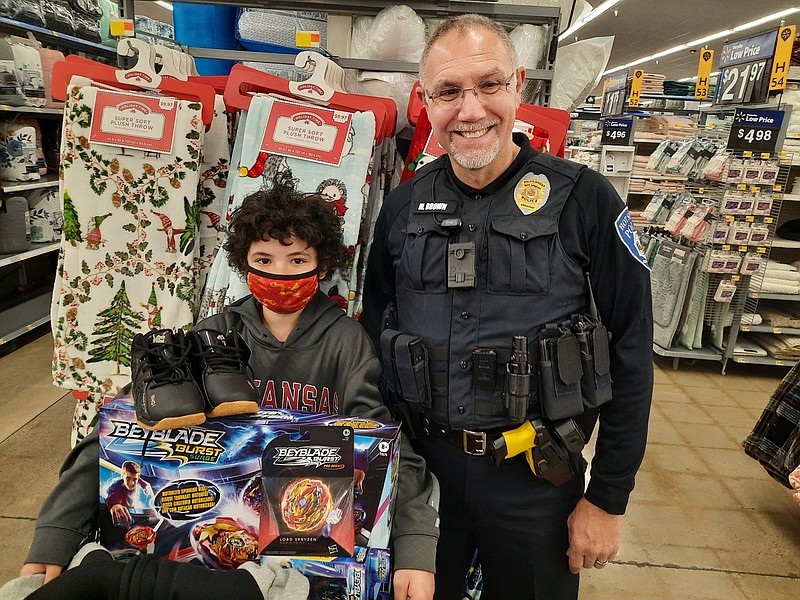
[206,400,260,418]
[136,412,207,431]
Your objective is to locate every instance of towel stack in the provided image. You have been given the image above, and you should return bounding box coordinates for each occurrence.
[758,260,800,295]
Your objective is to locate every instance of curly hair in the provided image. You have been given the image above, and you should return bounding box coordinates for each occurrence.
[224,172,351,277]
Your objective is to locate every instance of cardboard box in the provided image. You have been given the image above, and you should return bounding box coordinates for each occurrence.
[261,547,391,600]
[98,397,399,568]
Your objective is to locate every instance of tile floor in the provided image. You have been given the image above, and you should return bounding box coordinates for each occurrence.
[1,331,799,598]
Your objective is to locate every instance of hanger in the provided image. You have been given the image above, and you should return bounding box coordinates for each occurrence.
[224,61,395,143]
[153,46,189,81]
[52,52,217,126]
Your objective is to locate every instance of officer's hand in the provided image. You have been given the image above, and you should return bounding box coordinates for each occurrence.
[20,562,64,584]
[566,497,622,574]
[110,504,133,528]
[393,568,434,600]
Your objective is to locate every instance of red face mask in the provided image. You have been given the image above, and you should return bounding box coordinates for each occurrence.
[246,265,320,314]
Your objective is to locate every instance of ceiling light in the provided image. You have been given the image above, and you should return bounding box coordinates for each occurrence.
[559,0,622,41]
[154,1,173,11]
[602,7,800,75]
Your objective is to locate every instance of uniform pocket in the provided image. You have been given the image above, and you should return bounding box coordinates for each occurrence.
[488,215,557,294]
[400,218,450,292]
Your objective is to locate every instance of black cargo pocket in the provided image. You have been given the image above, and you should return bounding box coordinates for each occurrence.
[400,217,450,292]
[488,216,557,294]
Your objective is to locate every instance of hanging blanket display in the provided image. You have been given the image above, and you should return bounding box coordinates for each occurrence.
[650,240,697,349]
[199,93,375,317]
[193,95,230,314]
[744,361,800,489]
[51,77,207,443]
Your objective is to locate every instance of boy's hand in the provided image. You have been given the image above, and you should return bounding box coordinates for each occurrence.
[393,569,434,600]
[20,562,64,584]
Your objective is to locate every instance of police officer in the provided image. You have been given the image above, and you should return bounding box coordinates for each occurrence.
[361,14,653,600]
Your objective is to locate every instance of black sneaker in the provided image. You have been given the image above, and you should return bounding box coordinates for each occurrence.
[130,329,206,431]
[188,328,260,418]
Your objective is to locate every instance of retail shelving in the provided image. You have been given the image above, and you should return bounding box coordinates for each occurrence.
[0,175,60,194]
[0,243,59,269]
[0,16,115,58]
[0,104,62,117]
[178,1,561,105]
[732,355,796,366]
[0,290,52,345]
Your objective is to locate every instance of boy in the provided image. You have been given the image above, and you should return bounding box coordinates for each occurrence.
[8,173,438,600]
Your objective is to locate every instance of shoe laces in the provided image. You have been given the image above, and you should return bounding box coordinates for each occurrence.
[199,333,248,374]
[143,337,193,385]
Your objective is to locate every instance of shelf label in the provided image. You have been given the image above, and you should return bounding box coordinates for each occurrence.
[773,328,783,334]
[261,99,352,167]
[601,117,634,146]
[717,30,777,105]
[760,152,772,159]
[89,90,177,154]
[628,69,644,107]
[727,108,784,153]
[769,25,795,91]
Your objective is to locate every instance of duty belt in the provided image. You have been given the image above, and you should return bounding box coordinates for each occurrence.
[428,423,506,456]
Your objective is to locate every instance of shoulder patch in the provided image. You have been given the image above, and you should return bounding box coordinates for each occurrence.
[615,209,650,270]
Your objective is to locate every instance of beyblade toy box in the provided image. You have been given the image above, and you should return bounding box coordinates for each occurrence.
[98,396,399,568]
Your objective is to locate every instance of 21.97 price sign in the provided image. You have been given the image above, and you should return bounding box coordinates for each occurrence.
[727,108,784,153]
[716,30,776,105]
[601,118,633,146]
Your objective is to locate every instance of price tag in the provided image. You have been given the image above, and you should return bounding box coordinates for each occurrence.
[716,30,778,105]
[601,118,634,146]
[727,108,784,153]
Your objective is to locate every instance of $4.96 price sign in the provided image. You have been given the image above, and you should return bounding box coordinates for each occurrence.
[727,108,784,153]
[601,118,633,146]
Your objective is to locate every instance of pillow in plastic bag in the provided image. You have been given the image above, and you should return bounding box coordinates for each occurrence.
[42,0,76,37]
[0,38,27,107]
[511,24,549,70]
[10,43,45,107]
[550,36,614,112]
[349,5,425,62]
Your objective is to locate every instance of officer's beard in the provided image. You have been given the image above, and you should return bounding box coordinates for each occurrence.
[448,137,501,170]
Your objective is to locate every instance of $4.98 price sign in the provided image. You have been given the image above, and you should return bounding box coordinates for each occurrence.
[727,108,784,153]
[601,118,633,146]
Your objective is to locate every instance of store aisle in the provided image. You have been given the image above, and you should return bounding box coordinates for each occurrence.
[0,333,798,598]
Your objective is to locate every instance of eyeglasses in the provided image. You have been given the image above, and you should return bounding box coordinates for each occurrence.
[425,74,516,107]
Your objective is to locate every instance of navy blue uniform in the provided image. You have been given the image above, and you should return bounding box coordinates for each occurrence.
[361,134,653,599]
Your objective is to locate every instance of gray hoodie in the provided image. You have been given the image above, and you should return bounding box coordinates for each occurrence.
[26,293,439,573]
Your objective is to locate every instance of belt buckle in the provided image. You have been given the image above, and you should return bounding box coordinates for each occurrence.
[462,429,487,456]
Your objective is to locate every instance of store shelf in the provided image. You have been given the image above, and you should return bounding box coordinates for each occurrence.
[0,104,62,117]
[732,355,796,366]
[0,175,59,194]
[630,175,689,181]
[781,194,800,202]
[740,324,800,335]
[0,17,115,58]
[771,239,800,249]
[0,289,51,345]
[0,243,59,269]
[653,343,723,361]
[750,292,800,301]
[223,0,561,21]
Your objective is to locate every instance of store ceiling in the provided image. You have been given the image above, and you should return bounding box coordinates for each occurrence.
[567,0,799,81]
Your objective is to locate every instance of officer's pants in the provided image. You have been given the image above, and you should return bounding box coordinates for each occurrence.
[413,434,584,600]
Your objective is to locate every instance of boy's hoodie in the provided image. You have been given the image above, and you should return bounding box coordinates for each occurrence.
[26,293,439,574]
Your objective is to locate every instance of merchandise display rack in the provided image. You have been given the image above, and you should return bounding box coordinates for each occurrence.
[0,16,113,346]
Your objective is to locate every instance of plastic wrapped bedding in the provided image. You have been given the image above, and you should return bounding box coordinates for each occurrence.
[550,36,614,112]
[349,5,425,62]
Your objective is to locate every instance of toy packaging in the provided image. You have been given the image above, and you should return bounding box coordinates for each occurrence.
[262,546,392,600]
[260,426,354,556]
[97,396,400,570]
